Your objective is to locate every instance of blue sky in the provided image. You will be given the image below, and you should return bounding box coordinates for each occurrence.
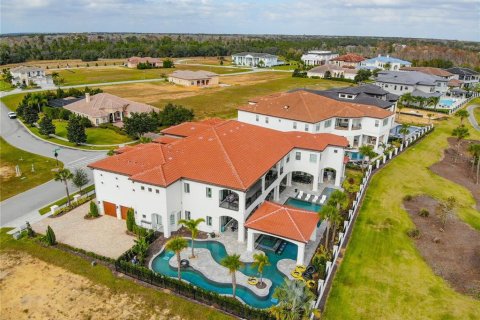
[1,0,479,41]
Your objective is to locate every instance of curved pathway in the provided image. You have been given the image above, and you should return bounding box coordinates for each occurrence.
[467,104,480,131]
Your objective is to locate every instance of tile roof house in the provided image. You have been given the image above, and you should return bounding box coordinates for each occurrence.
[359,55,411,71]
[237,90,395,152]
[374,70,448,98]
[400,67,454,79]
[232,52,280,67]
[307,64,358,80]
[126,57,162,68]
[301,51,339,66]
[329,53,365,68]
[168,70,219,87]
[64,93,155,126]
[446,67,480,88]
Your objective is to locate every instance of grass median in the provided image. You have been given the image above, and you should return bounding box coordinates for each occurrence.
[38,184,95,215]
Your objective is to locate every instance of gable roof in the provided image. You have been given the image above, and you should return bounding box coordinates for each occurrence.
[363,55,411,65]
[89,120,348,191]
[245,201,320,243]
[375,70,447,86]
[64,93,155,118]
[400,67,454,78]
[170,70,218,80]
[10,65,44,73]
[330,53,365,63]
[446,67,480,76]
[161,118,225,137]
[238,90,393,123]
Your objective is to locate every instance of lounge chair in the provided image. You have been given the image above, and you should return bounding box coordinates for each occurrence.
[305,194,312,201]
[319,195,327,204]
[297,191,304,199]
[312,195,319,202]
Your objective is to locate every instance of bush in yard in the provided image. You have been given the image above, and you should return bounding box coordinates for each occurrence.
[107,149,115,156]
[22,105,39,126]
[163,59,174,68]
[80,116,93,128]
[124,112,157,138]
[38,115,56,136]
[403,194,413,201]
[89,201,99,217]
[45,226,57,245]
[158,103,194,126]
[26,222,35,238]
[419,209,430,217]
[66,115,87,145]
[59,108,72,120]
[126,208,136,232]
[407,228,420,239]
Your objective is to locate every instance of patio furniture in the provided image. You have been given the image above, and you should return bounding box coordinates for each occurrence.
[297,191,304,199]
[248,277,259,285]
[180,259,190,268]
[305,194,312,201]
[319,195,327,204]
[312,195,319,202]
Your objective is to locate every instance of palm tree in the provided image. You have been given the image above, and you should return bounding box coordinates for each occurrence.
[270,279,316,320]
[451,125,470,163]
[328,189,349,219]
[54,168,73,206]
[252,253,270,287]
[28,93,48,113]
[468,144,480,184]
[329,208,344,247]
[414,96,427,109]
[178,218,205,258]
[319,204,337,248]
[165,236,188,280]
[221,254,243,298]
[427,113,434,125]
[427,96,440,110]
[455,109,469,125]
[399,123,410,144]
[359,144,376,171]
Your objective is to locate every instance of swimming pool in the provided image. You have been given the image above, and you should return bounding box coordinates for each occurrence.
[151,240,297,309]
[346,151,364,161]
[439,98,455,107]
[285,197,322,212]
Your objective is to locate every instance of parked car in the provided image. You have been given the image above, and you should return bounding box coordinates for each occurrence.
[7,112,17,119]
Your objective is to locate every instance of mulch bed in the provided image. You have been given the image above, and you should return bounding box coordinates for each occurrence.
[430,138,480,210]
[404,195,480,298]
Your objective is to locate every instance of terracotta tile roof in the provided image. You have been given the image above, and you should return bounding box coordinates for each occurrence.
[447,79,463,87]
[161,118,226,137]
[89,120,348,190]
[64,93,155,118]
[400,67,454,78]
[153,136,179,144]
[245,201,320,243]
[239,90,393,123]
[330,53,365,63]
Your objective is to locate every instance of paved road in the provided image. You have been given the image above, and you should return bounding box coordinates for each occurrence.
[0,101,106,228]
[467,104,480,131]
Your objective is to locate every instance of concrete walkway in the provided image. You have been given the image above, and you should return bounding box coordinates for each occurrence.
[467,104,480,131]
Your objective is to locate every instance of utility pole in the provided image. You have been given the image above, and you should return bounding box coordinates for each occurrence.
[53,148,61,167]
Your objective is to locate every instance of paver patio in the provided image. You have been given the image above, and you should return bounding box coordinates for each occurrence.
[33,201,135,259]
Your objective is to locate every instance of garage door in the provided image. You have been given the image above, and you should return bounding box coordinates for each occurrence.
[103,201,117,217]
[120,206,129,220]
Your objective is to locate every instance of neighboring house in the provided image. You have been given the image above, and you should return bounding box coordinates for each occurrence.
[237,90,395,152]
[231,52,280,67]
[9,66,53,87]
[374,70,448,98]
[328,53,365,68]
[446,67,480,89]
[301,51,339,66]
[298,84,398,112]
[360,55,411,71]
[64,93,155,126]
[306,64,357,80]
[168,70,219,86]
[400,66,455,80]
[126,57,162,68]
[88,119,348,264]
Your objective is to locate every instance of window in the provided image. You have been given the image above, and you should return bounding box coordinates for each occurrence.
[286,154,290,163]
[255,115,259,122]
[309,154,317,163]
[304,124,309,132]
[265,117,269,123]
[156,189,159,194]
[295,152,301,160]
[334,149,338,153]
[185,211,191,220]
[324,119,332,128]
[206,187,212,198]
[293,122,297,129]
[148,187,152,192]
[170,214,175,225]
[394,85,397,90]
[383,118,389,126]
[141,186,145,191]
[184,183,190,193]
[316,124,320,132]
[375,120,380,127]
[206,216,212,226]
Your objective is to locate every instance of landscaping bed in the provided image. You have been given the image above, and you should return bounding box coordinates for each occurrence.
[430,138,480,210]
[403,195,480,298]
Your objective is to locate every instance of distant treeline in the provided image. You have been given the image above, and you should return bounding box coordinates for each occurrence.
[1,34,479,69]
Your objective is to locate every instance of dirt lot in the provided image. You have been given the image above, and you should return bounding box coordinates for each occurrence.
[403,195,480,298]
[430,138,480,210]
[0,252,179,320]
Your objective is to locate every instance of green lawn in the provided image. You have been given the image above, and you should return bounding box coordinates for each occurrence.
[38,184,95,215]
[474,105,480,124]
[1,93,27,111]
[0,137,61,201]
[323,101,480,319]
[56,65,248,86]
[0,80,15,91]
[0,228,231,320]
[52,120,131,145]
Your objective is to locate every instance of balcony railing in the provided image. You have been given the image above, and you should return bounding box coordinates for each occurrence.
[264,172,278,190]
[334,125,349,130]
[245,189,262,209]
[351,125,362,130]
[219,199,239,211]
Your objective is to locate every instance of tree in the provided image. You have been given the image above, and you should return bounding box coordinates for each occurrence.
[427,113,434,124]
[324,70,331,79]
[400,92,413,108]
[38,115,56,136]
[132,236,149,264]
[455,109,469,125]
[45,226,56,245]
[178,218,205,258]
[384,62,391,70]
[319,204,337,248]
[399,123,411,144]
[436,196,456,229]
[165,236,188,280]
[270,279,316,320]
[159,103,194,126]
[427,96,440,110]
[66,115,87,145]
[54,169,73,206]
[252,253,270,287]
[27,93,47,112]
[163,59,174,68]
[22,105,39,126]
[354,69,371,83]
[126,208,136,232]
[72,168,89,194]
[359,144,376,170]
[468,144,480,184]
[89,201,99,217]
[221,254,243,298]
[123,112,157,138]
[451,125,470,163]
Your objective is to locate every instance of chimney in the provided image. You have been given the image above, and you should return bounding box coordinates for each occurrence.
[86,93,90,103]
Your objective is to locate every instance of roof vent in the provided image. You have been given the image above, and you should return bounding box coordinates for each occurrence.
[283,105,290,110]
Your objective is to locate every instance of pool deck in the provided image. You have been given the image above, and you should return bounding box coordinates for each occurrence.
[277,182,336,205]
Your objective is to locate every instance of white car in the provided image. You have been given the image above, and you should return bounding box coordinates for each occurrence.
[7,112,17,119]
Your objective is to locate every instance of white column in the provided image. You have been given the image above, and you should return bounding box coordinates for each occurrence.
[237,221,245,243]
[296,243,306,265]
[312,174,319,191]
[261,176,266,192]
[286,172,292,186]
[163,215,171,238]
[115,205,121,220]
[274,185,280,201]
[247,229,254,251]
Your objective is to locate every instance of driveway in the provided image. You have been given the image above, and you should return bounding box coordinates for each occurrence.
[32,202,135,259]
[467,104,479,131]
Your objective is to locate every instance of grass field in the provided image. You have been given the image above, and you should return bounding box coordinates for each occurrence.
[0,137,61,201]
[1,93,27,111]
[0,80,15,92]
[2,58,126,69]
[323,101,480,319]
[0,228,231,320]
[474,105,480,124]
[52,120,131,145]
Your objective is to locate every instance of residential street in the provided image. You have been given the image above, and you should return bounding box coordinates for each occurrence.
[0,101,106,228]
[467,104,479,131]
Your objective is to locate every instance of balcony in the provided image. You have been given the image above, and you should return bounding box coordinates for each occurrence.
[265,171,278,190]
[245,189,262,209]
[219,190,239,211]
[351,124,362,130]
[334,125,349,130]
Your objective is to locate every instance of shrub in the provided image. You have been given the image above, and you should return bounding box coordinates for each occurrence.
[89,201,99,217]
[45,226,57,245]
[406,228,420,239]
[419,209,430,217]
[26,222,35,238]
[403,194,413,201]
[126,208,136,232]
[80,116,93,128]
[107,149,115,156]
[59,108,72,120]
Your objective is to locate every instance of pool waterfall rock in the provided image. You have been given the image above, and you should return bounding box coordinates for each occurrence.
[168,248,272,297]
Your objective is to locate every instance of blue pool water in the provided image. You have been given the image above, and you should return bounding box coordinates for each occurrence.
[151,240,297,309]
[347,152,364,161]
[439,98,454,107]
[285,197,322,212]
